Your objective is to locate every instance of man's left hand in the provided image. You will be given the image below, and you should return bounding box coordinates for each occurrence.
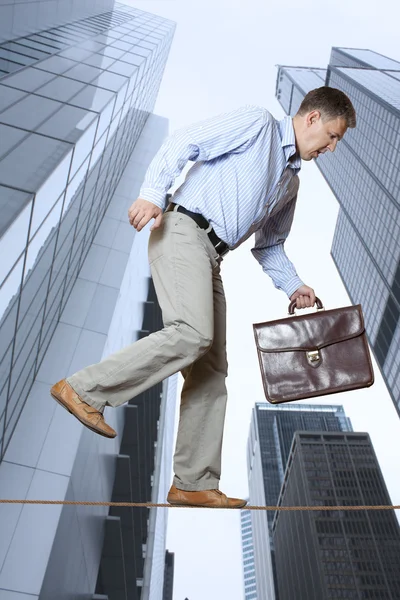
[290,285,316,309]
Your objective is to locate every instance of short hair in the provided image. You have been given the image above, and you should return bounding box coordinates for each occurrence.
[296,86,356,128]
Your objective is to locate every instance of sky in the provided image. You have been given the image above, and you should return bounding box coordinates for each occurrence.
[126,1,400,599]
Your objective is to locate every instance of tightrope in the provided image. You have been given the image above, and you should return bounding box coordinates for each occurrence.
[0,500,399,511]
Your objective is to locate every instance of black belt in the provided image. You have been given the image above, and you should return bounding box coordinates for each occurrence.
[165,202,230,258]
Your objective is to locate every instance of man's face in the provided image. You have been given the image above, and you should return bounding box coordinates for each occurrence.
[297,111,348,161]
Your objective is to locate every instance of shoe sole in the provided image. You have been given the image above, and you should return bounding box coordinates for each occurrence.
[50,391,116,439]
[167,498,247,509]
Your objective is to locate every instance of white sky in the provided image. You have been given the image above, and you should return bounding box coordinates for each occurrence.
[126,1,400,599]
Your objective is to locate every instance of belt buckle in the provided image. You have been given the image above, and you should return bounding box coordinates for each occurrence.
[214,240,229,258]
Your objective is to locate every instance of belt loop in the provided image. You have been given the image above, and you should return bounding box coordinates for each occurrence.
[173,204,180,212]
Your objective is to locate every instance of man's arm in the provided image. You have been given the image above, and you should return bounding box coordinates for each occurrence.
[251,196,316,307]
[128,105,269,231]
[140,104,269,207]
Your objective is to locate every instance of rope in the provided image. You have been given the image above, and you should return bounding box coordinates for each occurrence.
[0,499,399,511]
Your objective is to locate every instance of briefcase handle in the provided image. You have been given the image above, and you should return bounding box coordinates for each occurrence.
[288,296,324,315]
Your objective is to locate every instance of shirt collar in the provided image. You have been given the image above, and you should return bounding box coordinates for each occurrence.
[278,116,301,171]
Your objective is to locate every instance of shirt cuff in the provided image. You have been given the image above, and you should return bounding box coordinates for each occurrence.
[283,276,304,299]
[138,187,167,209]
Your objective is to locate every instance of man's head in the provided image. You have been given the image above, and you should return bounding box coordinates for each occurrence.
[292,86,356,161]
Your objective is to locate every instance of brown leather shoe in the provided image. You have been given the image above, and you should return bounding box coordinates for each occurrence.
[50,379,116,439]
[167,485,247,508]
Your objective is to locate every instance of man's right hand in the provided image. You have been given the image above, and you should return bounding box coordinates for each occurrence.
[128,198,163,232]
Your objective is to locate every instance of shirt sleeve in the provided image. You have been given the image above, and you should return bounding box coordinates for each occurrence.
[139,105,269,209]
[251,195,304,298]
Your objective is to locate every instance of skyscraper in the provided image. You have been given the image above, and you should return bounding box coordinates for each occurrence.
[240,505,258,600]
[247,404,352,600]
[162,551,175,600]
[275,47,400,417]
[0,2,177,598]
[273,431,400,600]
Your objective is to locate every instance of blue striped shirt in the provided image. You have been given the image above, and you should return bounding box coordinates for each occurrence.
[139,105,304,298]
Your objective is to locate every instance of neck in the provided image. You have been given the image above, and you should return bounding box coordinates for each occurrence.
[291,115,302,155]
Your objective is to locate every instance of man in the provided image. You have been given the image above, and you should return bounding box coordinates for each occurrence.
[51,86,356,509]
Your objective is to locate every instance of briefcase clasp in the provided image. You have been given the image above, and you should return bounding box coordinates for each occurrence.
[307,349,320,362]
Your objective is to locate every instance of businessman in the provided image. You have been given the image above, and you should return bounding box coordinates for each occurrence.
[51,86,356,508]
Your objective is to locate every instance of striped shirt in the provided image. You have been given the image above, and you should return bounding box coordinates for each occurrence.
[139,105,304,298]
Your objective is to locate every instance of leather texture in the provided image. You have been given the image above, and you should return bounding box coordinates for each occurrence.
[167,485,247,508]
[50,379,117,438]
[253,303,374,404]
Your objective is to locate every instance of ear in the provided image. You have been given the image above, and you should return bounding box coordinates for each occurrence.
[306,110,321,127]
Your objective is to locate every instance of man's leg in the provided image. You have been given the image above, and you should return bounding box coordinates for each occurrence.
[62,211,216,411]
[173,265,228,492]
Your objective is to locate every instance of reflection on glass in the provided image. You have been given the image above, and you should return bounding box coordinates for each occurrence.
[38,104,98,144]
[0,200,31,285]
[36,55,78,75]
[36,76,85,102]
[25,194,64,282]
[70,118,98,176]
[342,48,400,71]
[63,156,90,217]
[70,84,114,113]
[95,70,129,93]
[30,149,72,238]
[0,256,24,325]
[3,42,50,61]
[58,47,93,62]
[7,359,36,429]
[338,68,400,111]
[0,48,34,67]
[113,80,128,116]
[90,131,108,169]
[0,94,62,130]
[30,34,65,50]
[65,62,103,84]
[0,124,28,160]
[101,46,125,60]
[84,54,115,70]
[1,66,55,92]
[0,132,73,193]
[0,85,27,112]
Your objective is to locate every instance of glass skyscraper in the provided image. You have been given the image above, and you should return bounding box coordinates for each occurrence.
[240,506,258,600]
[275,47,400,417]
[247,404,352,600]
[0,2,178,598]
[273,432,400,600]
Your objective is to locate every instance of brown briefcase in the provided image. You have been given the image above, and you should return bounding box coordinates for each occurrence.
[253,298,374,404]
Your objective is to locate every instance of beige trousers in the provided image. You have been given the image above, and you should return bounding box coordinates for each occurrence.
[67,210,228,491]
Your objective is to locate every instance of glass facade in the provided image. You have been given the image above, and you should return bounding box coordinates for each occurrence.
[0,3,177,597]
[0,2,176,459]
[247,404,352,600]
[275,47,400,416]
[0,0,114,46]
[273,432,400,600]
[241,506,258,600]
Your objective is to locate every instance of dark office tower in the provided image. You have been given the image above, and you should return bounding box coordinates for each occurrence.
[273,432,400,600]
[275,47,400,417]
[0,2,177,599]
[162,551,175,600]
[247,404,352,600]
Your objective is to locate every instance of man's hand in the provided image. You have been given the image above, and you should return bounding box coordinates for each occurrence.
[290,285,316,309]
[128,198,163,232]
